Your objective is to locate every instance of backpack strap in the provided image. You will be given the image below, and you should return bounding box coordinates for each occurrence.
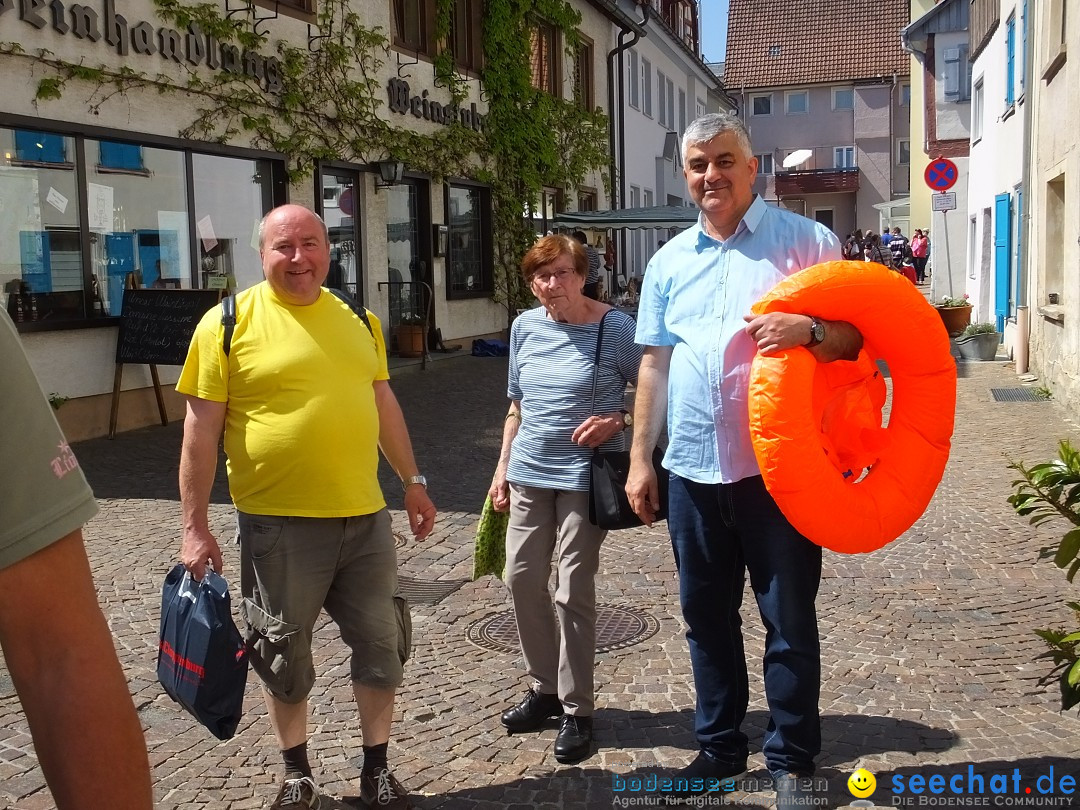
[220,287,374,358]
[221,294,237,358]
[326,287,375,337]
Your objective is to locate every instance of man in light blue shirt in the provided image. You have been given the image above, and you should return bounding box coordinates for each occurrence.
[627,112,861,808]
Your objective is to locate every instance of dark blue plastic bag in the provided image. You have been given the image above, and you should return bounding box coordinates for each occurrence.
[157,563,248,740]
[471,338,509,357]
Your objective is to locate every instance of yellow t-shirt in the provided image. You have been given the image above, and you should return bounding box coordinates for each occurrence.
[177,282,390,517]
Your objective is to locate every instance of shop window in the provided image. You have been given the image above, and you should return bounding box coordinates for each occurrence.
[2,128,85,322]
[193,154,277,294]
[1,123,284,329]
[446,183,492,298]
[87,139,188,313]
[529,19,558,95]
[573,38,594,110]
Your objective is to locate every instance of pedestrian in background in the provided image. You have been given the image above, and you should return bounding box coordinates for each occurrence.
[910,228,930,283]
[178,204,436,810]
[490,234,642,765]
[626,112,861,808]
[572,230,602,300]
[0,309,153,810]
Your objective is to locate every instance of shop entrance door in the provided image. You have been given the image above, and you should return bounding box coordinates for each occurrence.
[319,169,364,304]
[385,178,434,349]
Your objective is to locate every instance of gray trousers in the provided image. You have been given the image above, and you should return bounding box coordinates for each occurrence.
[505,484,605,716]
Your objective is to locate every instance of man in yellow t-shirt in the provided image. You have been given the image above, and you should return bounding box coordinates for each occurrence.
[177,204,436,810]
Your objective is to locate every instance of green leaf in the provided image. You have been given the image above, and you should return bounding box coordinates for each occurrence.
[1056,529,1080,569]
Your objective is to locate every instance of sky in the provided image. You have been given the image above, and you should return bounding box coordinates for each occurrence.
[698,0,730,64]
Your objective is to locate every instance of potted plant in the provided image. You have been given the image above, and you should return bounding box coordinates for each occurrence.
[933,294,972,336]
[394,313,426,358]
[1007,441,1080,712]
[955,321,1000,361]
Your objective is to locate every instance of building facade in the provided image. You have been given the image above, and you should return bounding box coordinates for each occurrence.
[724,0,911,241]
[1,0,630,438]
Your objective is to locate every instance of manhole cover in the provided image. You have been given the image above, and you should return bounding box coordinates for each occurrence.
[397,576,468,605]
[466,604,659,654]
[991,387,1044,402]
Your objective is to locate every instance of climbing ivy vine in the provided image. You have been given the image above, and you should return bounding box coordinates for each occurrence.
[9,0,611,327]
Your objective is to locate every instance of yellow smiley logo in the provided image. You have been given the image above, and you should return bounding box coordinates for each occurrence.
[848,768,877,798]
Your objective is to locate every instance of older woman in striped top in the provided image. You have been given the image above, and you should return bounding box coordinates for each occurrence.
[488,234,642,765]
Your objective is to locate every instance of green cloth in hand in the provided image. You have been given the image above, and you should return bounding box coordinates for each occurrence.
[472,495,509,581]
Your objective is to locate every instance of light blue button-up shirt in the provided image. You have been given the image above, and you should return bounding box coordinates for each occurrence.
[635,196,842,484]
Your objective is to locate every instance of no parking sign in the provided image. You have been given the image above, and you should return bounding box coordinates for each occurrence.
[924,157,959,192]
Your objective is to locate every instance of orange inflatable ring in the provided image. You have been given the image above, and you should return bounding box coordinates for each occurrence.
[748,260,956,554]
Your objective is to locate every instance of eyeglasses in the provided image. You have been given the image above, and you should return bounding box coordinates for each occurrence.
[532,268,576,285]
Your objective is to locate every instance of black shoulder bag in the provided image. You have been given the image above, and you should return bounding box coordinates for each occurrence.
[587,312,668,530]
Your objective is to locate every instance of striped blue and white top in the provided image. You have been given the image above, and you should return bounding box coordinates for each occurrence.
[506,307,642,491]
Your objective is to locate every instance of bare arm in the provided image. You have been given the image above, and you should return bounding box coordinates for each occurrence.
[373,380,437,540]
[742,312,863,362]
[626,345,672,526]
[488,401,521,512]
[179,395,227,579]
[0,530,153,810]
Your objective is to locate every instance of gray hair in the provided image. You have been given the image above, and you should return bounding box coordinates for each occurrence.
[681,112,753,163]
[258,205,329,249]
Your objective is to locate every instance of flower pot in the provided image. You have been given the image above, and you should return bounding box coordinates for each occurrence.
[955,331,1000,361]
[395,324,425,358]
[934,304,972,336]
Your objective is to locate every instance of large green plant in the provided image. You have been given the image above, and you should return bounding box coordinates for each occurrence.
[1007,439,1080,711]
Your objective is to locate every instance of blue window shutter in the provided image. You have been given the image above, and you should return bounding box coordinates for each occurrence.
[944,48,960,100]
[994,193,1012,331]
[1020,0,1028,93]
[1005,19,1015,106]
[14,131,65,163]
[99,141,144,171]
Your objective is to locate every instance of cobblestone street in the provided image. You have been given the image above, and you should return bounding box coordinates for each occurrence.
[2,353,1080,809]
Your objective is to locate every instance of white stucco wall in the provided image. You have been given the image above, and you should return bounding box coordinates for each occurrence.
[1027,0,1080,408]
[966,10,1024,325]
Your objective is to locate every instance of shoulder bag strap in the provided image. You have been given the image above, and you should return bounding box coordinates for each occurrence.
[589,310,612,416]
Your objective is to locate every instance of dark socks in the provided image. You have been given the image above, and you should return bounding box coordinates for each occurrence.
[282,742,312,781]
[362,742,389,776]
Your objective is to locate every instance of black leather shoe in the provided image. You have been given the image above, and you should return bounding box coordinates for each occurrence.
[501,688,562,733]
[553,714,593,764]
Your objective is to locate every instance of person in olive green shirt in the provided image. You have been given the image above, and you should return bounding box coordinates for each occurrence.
[0,308,153,810]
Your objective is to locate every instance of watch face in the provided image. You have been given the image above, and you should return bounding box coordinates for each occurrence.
[811,320,825,344]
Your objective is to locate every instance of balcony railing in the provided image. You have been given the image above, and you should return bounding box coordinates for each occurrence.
[774,166,860,196]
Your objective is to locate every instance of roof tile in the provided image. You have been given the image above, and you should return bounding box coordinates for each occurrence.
[723,0,911,88]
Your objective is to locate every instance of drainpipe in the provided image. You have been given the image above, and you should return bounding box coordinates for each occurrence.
[606,1,650,284]
[1015,0,1037,374]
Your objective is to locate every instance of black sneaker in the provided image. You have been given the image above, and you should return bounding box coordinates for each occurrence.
[553,714,593,764]
[359,767,412,809]
[500,688,563,733]
[774,772,819,810]
[662,751,747,805]
[271,776,322,809]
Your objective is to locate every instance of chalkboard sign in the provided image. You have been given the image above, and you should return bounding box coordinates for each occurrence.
[115,289,221,366]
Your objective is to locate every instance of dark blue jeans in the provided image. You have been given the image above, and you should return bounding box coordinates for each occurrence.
[668,473,822,776]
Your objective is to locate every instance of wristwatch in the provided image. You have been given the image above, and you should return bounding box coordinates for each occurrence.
[806,317,825,347]
[402,474,428,491]
[619,409,634,430]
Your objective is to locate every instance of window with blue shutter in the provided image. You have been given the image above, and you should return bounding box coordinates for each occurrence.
[1005,16,1016,107]
[99,141,145,172]
[13,131,66,163]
